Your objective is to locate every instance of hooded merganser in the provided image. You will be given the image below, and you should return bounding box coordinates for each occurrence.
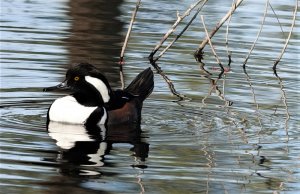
[44,63,154,126]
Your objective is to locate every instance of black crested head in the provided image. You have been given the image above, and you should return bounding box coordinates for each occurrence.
[65,63,112,106]
[66,63,109,84]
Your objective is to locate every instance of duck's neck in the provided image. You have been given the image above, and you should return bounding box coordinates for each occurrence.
[72,91,106,107]
[105,90,132,110]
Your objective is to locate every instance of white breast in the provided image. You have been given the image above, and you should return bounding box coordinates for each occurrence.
[49,96,97,124]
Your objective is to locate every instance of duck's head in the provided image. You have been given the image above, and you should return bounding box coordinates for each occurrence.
[44,63,112,106]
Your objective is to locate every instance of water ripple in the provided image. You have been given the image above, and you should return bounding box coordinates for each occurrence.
[1,0,299,193]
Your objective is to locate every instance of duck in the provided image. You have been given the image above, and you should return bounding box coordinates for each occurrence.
[44,63,154,126]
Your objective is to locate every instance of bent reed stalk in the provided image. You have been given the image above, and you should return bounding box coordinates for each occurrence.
[194,0,244,61]
[119,0,142,89]
[273,0,298,72]
[148,0,207,99]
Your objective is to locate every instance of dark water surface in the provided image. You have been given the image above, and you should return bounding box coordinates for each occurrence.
[1,0,299,193]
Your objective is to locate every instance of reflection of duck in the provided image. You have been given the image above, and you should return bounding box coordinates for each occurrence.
[44,63,154,126]
[48,121,107,167]
[47,121,149,170]
[48,121,106,150]
[106,123,149,163]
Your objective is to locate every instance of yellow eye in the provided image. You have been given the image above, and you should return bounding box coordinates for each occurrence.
[74,76,80,81]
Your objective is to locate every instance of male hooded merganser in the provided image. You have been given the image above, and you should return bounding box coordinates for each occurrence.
[44,63,154,126]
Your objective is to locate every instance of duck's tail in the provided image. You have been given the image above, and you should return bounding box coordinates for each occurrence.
[125,67,154,101]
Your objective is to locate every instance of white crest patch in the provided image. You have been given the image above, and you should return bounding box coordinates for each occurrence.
[85,76,110,103]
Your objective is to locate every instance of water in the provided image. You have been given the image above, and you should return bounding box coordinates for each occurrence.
[1,0,299,193]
